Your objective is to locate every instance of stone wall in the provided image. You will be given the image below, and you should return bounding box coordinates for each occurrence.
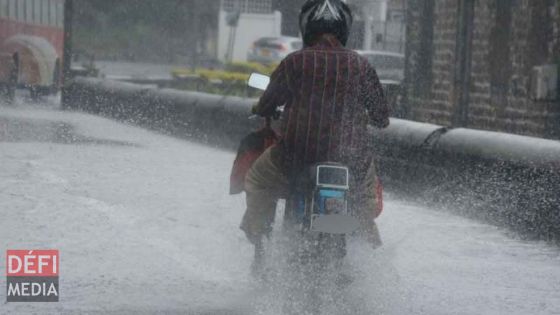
[402,0,560,139]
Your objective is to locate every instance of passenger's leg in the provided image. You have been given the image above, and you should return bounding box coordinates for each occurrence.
[352,159,383,248]
[240,145,288,244]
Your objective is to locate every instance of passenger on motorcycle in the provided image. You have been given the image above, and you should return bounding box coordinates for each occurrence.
[240,0,390,251]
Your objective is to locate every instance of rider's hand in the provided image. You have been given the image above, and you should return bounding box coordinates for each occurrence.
[252,103,281,120]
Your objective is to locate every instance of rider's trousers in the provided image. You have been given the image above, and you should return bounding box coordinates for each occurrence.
[240,145,382,247]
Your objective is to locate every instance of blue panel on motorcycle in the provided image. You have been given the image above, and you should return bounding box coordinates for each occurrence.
[319,189,344,198]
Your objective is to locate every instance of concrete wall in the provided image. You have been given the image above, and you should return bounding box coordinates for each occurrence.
[217,10,282,62]
[402,0,560,140]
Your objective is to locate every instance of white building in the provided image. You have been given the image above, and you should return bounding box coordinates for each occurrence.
[349,0,406,53]
[218,0,282,62]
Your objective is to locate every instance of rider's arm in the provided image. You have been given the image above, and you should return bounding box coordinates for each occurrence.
[363,64,390,128]
[253,60,289,117]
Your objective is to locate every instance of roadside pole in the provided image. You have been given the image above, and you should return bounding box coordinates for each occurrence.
[61,0,73,110]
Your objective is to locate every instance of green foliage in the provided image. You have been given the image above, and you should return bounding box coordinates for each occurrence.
[170,66,266,98]
[171,61,278,87]
[225,62,279,76]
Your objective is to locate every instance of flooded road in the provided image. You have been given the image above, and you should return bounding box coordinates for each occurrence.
[1,104,559,314]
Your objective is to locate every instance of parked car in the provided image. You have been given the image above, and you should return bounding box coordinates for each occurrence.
[248,36,303,64]
[357,50,405,117]
[356,50,405,83]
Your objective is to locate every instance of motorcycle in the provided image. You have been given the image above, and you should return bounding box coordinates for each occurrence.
[247,73,360,268]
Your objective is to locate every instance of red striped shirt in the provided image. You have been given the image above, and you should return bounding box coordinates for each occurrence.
[255,34,390,177]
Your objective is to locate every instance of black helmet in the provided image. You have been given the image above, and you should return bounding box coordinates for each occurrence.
[299,0,353,47]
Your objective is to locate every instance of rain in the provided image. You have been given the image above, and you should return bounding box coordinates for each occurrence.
[0,0,559,314]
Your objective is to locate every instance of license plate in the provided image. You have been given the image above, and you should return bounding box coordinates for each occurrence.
[310,214,360,234]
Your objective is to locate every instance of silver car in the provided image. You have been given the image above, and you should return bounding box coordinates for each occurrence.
[356,50,405,83]
[248,36,303,64]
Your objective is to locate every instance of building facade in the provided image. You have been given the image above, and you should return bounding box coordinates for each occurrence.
[402,0,560,139]
[222,0,273,14]
[218,0,281,61]
[348,0,406,52]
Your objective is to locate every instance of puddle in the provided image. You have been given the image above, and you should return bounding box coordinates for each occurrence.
[0,117,138,146]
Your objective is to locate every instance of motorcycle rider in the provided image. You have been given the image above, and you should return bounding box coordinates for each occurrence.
[240,0,390,255]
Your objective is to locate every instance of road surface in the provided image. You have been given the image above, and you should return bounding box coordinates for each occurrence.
[1,102,559,314]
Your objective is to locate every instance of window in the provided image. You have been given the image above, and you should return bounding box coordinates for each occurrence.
[222,0,273,14]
